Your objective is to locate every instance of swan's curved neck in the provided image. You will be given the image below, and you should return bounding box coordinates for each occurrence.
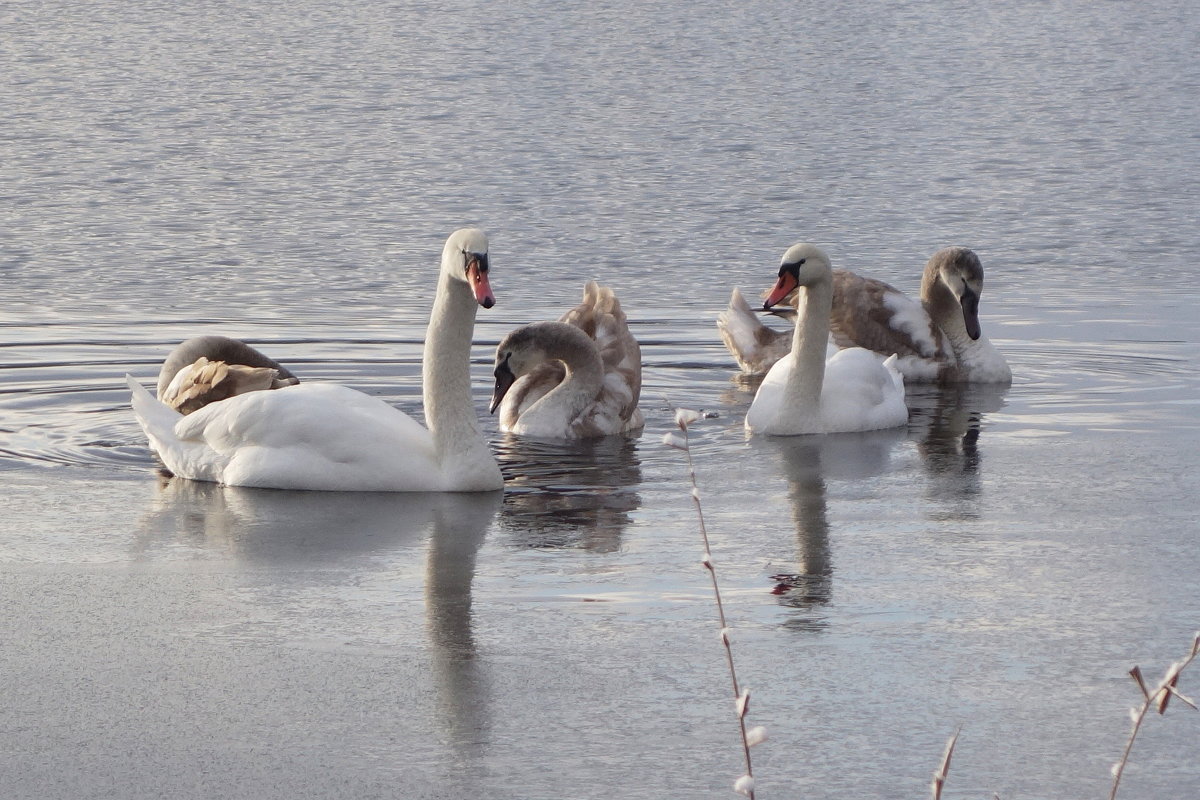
[922,278,975,355]
[786,280,833,407]
[423,270,489,468]
[533,331,605,422]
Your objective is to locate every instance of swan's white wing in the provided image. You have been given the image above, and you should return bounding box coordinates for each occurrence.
[717,287,791,374]
[744,348,907,435]
[820,349,908,432]
[131,377,458,492]
[174,383,443,491]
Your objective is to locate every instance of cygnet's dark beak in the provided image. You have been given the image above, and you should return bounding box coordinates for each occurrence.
[490,357,515,414]
[960,287,981,340]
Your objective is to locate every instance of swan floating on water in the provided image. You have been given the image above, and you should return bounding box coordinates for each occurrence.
[744,243,908,436]
[127,228,504,492]
[720,246,1011,383]
[490,280,643,439]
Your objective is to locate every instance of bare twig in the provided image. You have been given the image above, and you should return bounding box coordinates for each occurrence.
[664,407,761,798]
[1109,632,1200,800]
[931,727,960,800]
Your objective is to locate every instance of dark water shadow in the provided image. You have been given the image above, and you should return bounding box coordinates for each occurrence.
[750,427,906,631]
[493,434,642,552]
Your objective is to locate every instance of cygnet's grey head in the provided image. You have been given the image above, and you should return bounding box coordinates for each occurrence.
[929,246,985,339]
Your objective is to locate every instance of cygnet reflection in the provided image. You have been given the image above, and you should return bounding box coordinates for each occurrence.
[905,382,1009,522]
[494,434,642,552]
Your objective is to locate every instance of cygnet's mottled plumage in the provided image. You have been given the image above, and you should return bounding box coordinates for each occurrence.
[156,336,299,415]
[719,246,1010,383]
[491,281,643,439]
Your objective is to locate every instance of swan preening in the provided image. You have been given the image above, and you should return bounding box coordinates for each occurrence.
[719,246,1011,383]
[156,336,300,415]
[490,280,643,439]
[743,243,909,436]
[127,228,504,492]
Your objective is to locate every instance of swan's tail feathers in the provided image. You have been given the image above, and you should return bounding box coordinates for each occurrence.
[572,280,623,321]
[127,374,184,442]
[881,354,906,392]
[718,288,789,375]
[559,281,643,425]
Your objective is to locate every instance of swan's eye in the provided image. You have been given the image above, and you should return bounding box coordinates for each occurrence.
[778,258,805,276]
[463,252,490,278]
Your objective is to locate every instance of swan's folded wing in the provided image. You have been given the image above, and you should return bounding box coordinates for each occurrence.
[175,384,431,456]
[830,269,948,361]
[559,281,643,426]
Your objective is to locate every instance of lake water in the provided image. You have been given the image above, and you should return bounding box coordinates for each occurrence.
[2,1,1199,798]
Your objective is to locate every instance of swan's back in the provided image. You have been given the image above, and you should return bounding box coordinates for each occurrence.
[174,383,447,491]
[819,348,908,432]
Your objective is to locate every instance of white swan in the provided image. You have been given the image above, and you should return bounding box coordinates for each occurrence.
[744,243,908,436]
[719,246,1011,383]
[127,228,504,492]
[489,280,643,439]
[156,336,300,415]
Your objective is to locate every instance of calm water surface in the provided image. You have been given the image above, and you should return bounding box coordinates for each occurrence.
[2,2,1199,798]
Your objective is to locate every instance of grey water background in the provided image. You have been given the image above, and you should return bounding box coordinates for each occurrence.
[2,1,1199,798]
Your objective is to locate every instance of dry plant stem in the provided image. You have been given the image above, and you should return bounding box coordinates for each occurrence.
[1108,633,1200,800]
[679,420,756,798]
[930,727,960,800]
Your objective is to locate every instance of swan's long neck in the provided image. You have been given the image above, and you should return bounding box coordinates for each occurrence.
[423,270,490,469]
[535,330,605,422]
[922,277,975,357]
[785,279,833,408]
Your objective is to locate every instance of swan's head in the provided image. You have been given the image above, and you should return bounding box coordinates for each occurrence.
[489,322,586,414]
[489,324,548,414]
[442,227,495,308]
[764,243,832,309]
[929,246,984,340]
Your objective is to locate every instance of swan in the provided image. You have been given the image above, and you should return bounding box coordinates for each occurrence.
[156,336,300,415]
[489,280,643,439]
[126,228,504,492]
[744,243,908,436]
[719,246,1011,383]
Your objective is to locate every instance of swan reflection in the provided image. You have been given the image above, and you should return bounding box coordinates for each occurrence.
[752,427,905,628]
[133,478,501,753]
[494,434,642,551]
[906,382,1009,522]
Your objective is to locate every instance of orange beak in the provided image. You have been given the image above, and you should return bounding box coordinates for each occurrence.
[467,257,495,308]
[764,271,798,309]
